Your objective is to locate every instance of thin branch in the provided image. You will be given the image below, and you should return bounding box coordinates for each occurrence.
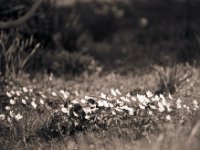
[0,0,44,29]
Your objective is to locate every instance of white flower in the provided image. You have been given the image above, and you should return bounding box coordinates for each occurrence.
[16,90,21,96]
[193,100,198,108]
[11,90,15,95]
[115,107,124,112]
[51,91,57,97]
[137,94,150,105]
[148,110,153,115]
[59,90,65,94]
[126,92,131,98]
[100,93,107,99]
[10,111,15,118]
[177,103,182,109]
[22,99,27,105]
[59,104,64,108]
[186,106,190,111]
[107,97,112,101]
[85,115,91,120]
[120,105,128,110]
[166,104,172,112]
[120,96,131,103]
[61,107,68,113]
[62,93,68,99]
[152,95,160,102]
[5,106,10,110]
[110,88,117,97]
[128,109,134,115]
[160,94,168,106]
[25,96,29,100]
[39,93,46,99]
[161,98,168,106]
[112,110,116,115]
[193,108,197,111]
[85,96,95,100]
[120,96,126,101]
[103,100,109,108]
[166,115,171,120]
[68,104,73,109]
[40,99,44,105]
[97,100,104,107]
[146,91,153,98]
[71,99,79,104]
[80,99,87,104]
[109,103,114,108]
[60,90,69,99]
[120,105,134,115]
[183,104,187,108]
[31,101,37,109]
[176,99,182,109]
[193,100,198,105]
[158,102,165,112]
[7,117,12,123]
[159,94,165,100]
[6,91,12,97]
[15,113,23,121]
[29,88,33,93]
[149,104,156,110]
[0,114,6,120]
[177,98,182,103]
[125,98,131,103]
[117,99,124,106]
[139,103,146,110]
[83,107,92,114]
[168,93,173,100]
[22,87,28,93]
[10,99,16,105]
[131,96,136,101]
[115,89,122,95]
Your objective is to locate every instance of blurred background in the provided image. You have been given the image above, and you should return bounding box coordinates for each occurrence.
[0,0,200,78]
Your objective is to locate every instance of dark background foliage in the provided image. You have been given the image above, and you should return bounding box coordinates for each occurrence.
[0,0,200,76]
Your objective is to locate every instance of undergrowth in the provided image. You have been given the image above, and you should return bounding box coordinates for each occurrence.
[0,31,40,77]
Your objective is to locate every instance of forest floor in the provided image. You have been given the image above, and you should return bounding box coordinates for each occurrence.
[1,1,200,150]
[1,61,200,150]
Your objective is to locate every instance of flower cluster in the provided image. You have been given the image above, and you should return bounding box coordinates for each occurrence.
[0,83,199,138]
[41,88,199,137]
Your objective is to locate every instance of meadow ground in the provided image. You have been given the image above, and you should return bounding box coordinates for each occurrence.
[1,64,200,150]
[1,0,200,150]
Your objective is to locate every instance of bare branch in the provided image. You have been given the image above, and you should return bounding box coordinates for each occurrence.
[0,0,44,29]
